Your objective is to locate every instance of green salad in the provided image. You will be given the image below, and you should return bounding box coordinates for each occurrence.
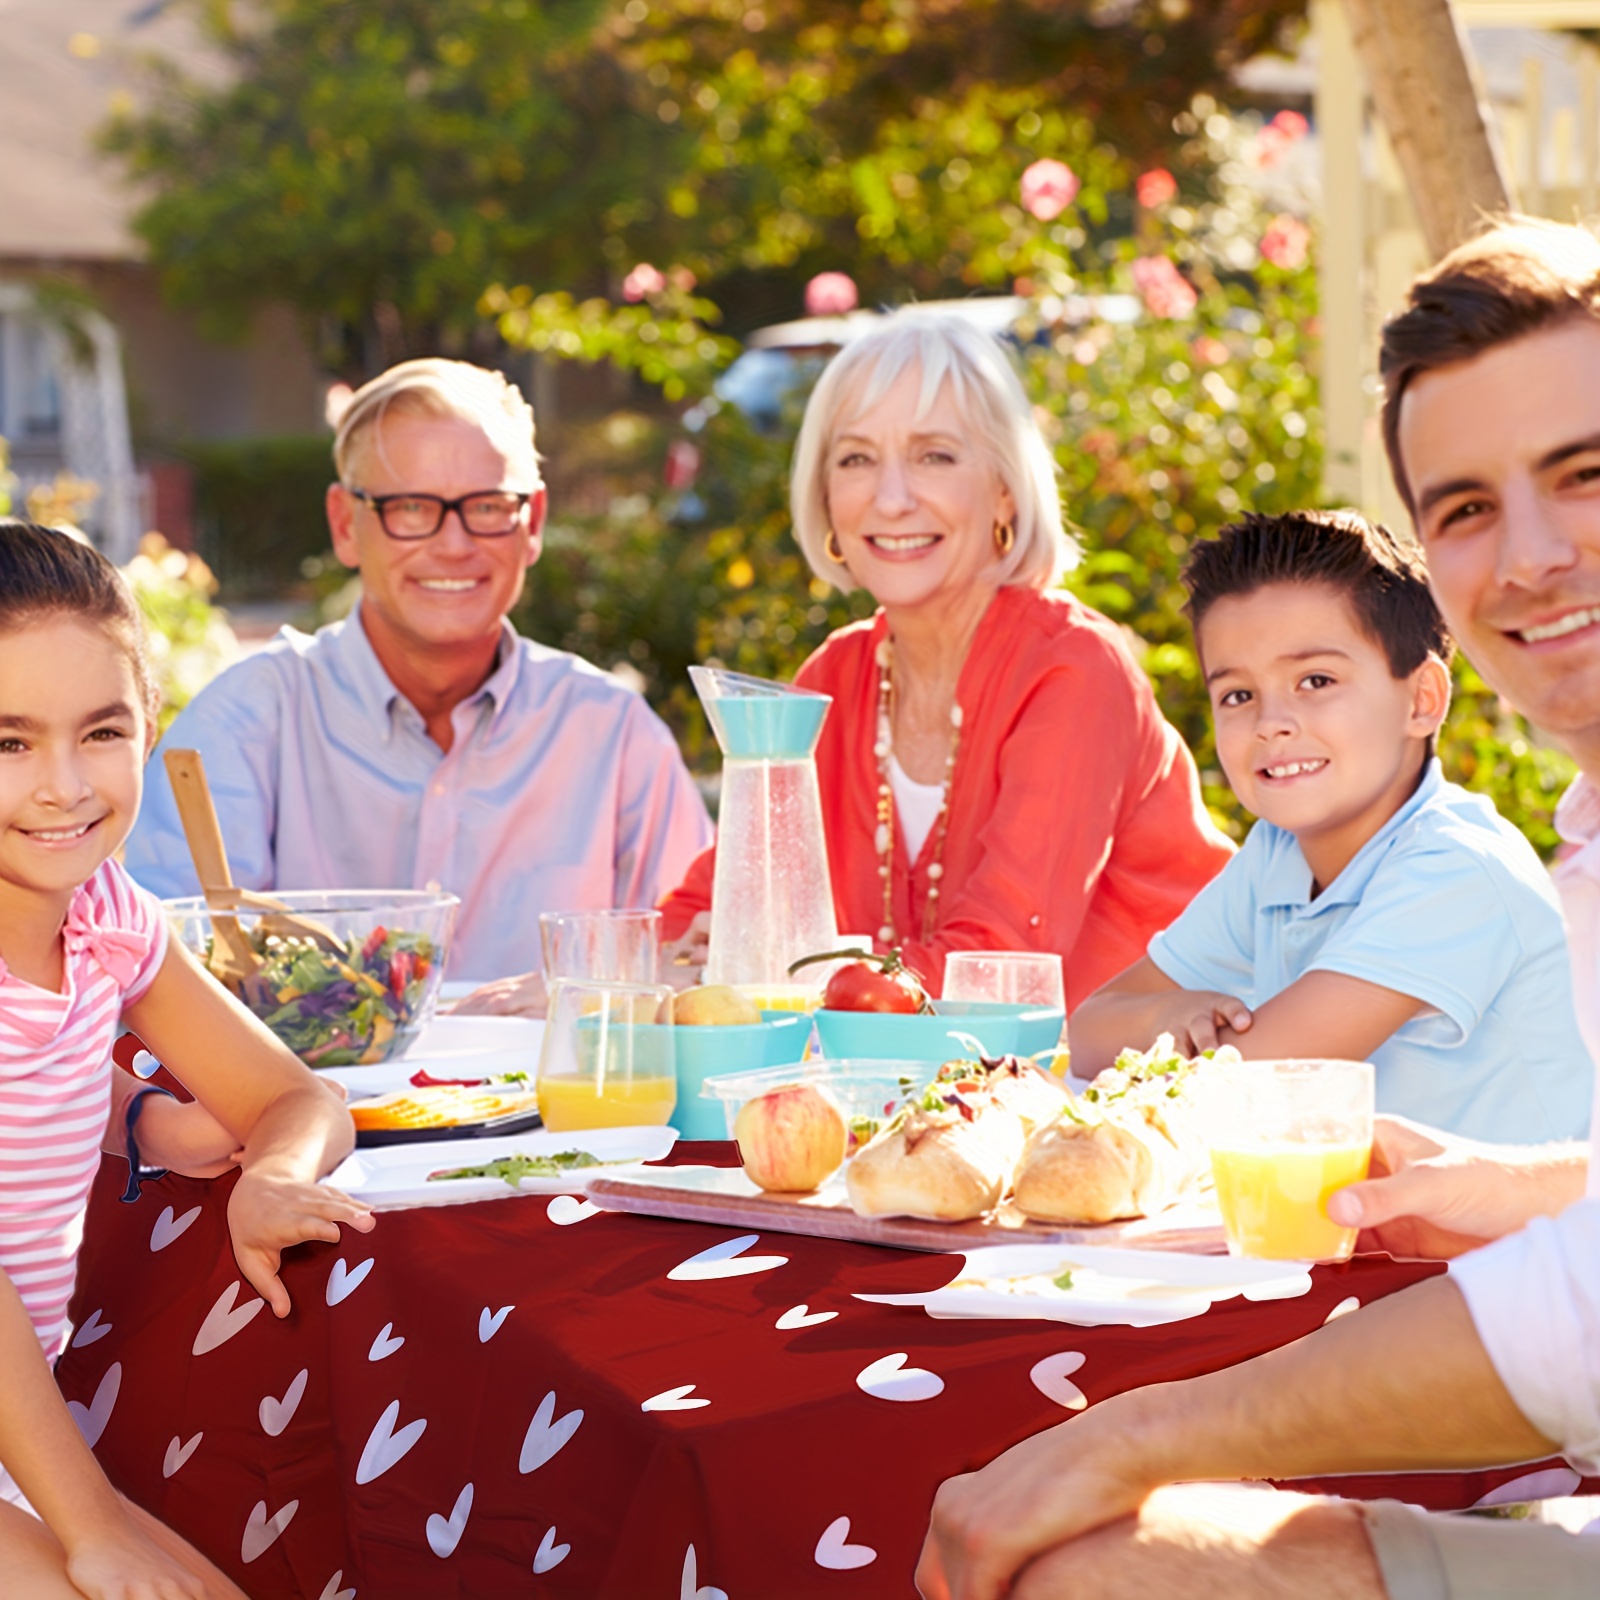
[214,924,439,1067]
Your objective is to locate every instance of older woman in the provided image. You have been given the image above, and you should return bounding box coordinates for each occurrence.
[661,311,1231,1006]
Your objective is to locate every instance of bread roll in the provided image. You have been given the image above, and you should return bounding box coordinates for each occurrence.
[1013,1058,1210,1224]
[846,1098,1026,1221]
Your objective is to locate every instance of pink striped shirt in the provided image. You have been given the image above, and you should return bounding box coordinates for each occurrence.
[0,859,167,1362]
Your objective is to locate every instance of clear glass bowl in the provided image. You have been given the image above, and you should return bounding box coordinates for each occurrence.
[164,889,459,1068]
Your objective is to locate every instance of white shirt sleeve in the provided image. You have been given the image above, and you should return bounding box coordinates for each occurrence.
[1449,1198,1600,1475]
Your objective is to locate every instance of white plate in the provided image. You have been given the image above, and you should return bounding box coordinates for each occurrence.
[329,1126,676,1210]
[855,1243,1312,1327]
[318,1015,545,1100]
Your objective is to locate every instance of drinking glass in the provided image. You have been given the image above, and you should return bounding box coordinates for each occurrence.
[539,909,662,984]
[537,979,677,1132]
[942,950,1066,1010]
[1203,1059,1375,1262]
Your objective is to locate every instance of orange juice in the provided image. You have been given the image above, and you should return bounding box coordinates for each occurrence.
[537,1075,677,1131]
[1209,1139,1371,1261]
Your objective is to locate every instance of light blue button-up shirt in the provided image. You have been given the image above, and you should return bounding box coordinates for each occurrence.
[1148,762,1591,1143]
[125,606,712,982]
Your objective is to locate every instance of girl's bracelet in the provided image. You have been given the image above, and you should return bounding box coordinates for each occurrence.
[120,1085,176,1204]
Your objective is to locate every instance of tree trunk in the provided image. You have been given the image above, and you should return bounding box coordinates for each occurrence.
[1340,0,1515,259]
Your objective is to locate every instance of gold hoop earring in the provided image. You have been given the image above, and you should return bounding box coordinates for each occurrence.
[825,528,846,563]
[994,519,1016,555]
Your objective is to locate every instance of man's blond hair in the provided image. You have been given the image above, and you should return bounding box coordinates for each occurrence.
[334,358,543,487]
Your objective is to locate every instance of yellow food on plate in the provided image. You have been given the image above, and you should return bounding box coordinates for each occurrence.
[350,1086,539,1132]
[673,984,762,1026]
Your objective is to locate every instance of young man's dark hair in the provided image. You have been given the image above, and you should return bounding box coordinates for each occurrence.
[1183,508,1454,678]
[1379,215,1600,513]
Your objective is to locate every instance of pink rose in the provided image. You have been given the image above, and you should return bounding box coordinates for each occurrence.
[1131,255,1197,319]
[1260,215,1310,270]
[1271,110,1309,141]
[805,271,859,316]
[1020,158,1080,221]
[1135,168,1177,208]
[622,263,666,302]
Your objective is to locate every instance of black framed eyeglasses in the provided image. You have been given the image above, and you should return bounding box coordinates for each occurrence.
[345,487,534,540]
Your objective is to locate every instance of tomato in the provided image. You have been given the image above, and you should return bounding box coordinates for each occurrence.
[821,960,924,1013]
[789,947,931,1014]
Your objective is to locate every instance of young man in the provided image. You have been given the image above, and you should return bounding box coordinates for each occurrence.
[917,218,1600,1600]
[124,359,711,986]
[1072,508,1589,1143]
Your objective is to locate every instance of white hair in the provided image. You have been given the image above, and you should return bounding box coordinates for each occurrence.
[790,310,1077,593]
[334,358,543,488]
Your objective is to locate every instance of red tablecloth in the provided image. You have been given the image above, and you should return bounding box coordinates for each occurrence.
[57,1149,1578,1600]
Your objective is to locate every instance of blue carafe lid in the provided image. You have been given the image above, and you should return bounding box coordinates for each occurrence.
[689,665,832,759]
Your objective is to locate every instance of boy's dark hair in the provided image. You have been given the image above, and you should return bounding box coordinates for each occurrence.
[1183,509,1454,677]
[0,519,159,730]
[1379,217,1600,513]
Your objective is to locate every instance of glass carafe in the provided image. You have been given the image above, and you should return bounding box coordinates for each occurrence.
[690,665,839,987]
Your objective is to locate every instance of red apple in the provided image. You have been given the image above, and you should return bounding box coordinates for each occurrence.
[733,1082,847,1193]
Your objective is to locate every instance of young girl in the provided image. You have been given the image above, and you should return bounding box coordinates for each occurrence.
[0,520,373,1599]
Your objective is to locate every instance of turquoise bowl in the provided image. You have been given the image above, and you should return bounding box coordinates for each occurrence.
[813,1000,1063,1066]
[671,1010,811,1139]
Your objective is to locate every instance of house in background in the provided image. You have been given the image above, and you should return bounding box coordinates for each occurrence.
[0,0,326,560]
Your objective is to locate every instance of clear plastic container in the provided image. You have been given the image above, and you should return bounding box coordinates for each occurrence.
[699,1058,928,1152]
[165,889,458,1067]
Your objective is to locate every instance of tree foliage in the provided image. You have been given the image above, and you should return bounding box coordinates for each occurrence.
[107,0,1306,363]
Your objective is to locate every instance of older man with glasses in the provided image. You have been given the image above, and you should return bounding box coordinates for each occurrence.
[126,358,711,990]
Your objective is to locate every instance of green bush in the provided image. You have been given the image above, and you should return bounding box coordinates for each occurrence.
[183,435,334,599]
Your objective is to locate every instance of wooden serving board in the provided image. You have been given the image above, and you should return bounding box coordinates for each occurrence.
[586,1166,1228,1254]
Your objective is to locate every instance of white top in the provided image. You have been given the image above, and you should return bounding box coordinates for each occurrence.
[888,753,946,863]
[1451,1200,1600,1475]
[1448,772,1600,1476]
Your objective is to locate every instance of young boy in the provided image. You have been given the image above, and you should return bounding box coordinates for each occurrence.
[1072,509,1591,1142]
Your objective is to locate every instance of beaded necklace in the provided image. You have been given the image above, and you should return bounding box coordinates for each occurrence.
[873,636,962,945]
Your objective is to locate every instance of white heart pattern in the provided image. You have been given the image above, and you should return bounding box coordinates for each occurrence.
[71,1308,112,1348]
[668,1232,789,1281]
[680,1543,728,1600]
[66,1362,121,1449]
[318,1573,357,1600]
[641,1383,710,1413]
[533,1525,570,1574]
[1474,1466,1583,1508]
[325,1256,374,1307]
[260,1368,309,1436]
[775,1304,836,1330]
[855,1352,944,1403]
[1324,1296,1361,1324]
[425,1481,473,1558]
[478,1305,513,1342]
[546,1195,600,1226]
[150,1204,201,1253]
[519,1391,584,1474]
[241,1498,299,1564]
[131,1048,162,1079]
[163,1432,203,1478]
[1029,1351,1089,1412]
[814,1515,877,1570]
[192,1280,264,1357]
[355,1400,428,1485]
[368,1322,405,1361]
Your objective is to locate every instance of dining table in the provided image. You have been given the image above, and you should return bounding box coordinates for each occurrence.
[57,1061,1596,1600]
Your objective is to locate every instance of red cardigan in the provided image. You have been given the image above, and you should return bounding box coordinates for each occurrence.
[660,586,1233,1008]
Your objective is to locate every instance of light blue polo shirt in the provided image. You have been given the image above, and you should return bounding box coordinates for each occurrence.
[1148,762,1591,1144]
